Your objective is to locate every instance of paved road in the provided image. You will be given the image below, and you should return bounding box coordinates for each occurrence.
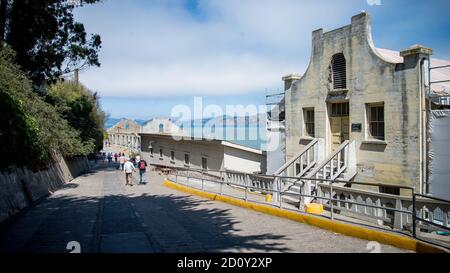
[0,166,407,253]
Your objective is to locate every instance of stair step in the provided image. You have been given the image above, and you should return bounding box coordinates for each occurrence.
[281,194,300,206]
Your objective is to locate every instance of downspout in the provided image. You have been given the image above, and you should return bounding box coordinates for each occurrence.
[419,58,429,195]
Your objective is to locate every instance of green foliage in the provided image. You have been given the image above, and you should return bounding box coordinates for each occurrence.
[1,0,102,88]
[0,47,95,169]
[47,81,106,152]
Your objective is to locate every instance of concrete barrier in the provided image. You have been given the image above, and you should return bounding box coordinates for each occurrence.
[0,155,90,224]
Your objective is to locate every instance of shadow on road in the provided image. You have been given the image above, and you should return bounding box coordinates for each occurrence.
[0,184,292,253]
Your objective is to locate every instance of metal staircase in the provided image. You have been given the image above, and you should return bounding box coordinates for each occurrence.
[277,140,357,208]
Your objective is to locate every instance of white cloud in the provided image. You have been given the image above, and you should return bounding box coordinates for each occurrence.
[75,0,368,97]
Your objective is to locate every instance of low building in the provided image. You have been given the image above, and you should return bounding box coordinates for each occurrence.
[107,119,142,151]
[140,133,267,176]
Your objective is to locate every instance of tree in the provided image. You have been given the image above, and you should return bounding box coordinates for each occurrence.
[0,47,95,169]
[47,81,106,152]
[0,0,101,89]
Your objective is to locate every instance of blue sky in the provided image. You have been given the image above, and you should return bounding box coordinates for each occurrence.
[74,0,450,120]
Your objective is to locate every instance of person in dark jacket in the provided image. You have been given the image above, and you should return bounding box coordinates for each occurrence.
[138,159,148,185]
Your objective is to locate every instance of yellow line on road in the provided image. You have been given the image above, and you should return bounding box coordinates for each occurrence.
[163,179,446,253]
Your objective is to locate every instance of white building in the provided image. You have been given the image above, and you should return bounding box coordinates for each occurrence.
[140,133,267,176]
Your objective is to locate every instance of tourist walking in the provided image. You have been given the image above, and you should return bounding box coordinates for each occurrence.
[119,154,126,171]
[123,159,136,186]
[138,158,148,185]
[114,153,118,163]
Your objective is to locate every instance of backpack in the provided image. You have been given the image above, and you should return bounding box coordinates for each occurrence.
[139,161,146,170]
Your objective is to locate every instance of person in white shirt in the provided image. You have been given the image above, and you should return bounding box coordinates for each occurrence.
[118,154,126,171]
[123,159,136,186]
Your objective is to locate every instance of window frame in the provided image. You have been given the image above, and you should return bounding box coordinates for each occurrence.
[170,151,175,163]
[184,154,190,166]
[331,53,347,90]
[367,103,385,141]
[331,102,350,117]
[201,157,208,171]
[303,108,315,138]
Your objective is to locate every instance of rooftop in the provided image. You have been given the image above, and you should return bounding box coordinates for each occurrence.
[376,48,450,96]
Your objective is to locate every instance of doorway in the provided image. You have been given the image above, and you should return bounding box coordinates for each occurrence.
[330,102,350,152]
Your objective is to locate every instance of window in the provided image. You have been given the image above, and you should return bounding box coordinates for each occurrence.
[202,157,208,171]
[170,151,175,162]
[304,109,315,137]
[159,149,163,158]
[368,104,385,141]
[184,154,190,166]
[331,103,349,117]
[159,124,164,133]
[150,147,153,156]
[331,53,347,90]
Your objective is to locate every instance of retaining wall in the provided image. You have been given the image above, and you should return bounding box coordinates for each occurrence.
[0,156,90,224]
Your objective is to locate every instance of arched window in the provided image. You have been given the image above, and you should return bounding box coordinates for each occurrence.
[331,53,347,90]
[159,124,164,133]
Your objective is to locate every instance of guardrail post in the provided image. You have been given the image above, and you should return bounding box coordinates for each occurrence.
[201,170,204,191]
[278,177,282,208]
[412,192,417,238]
[245,174,249,202]
[220,171,224,195]
[330,182,334,221]
[187,169,190,187]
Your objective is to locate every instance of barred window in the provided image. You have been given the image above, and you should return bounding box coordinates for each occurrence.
[368,104,385,141]
[331,103,349,117]
[331,53,347,90]
[159,149,163,158]
[304,109,315,138]
[170,151,175,161]
[184,154,190,165]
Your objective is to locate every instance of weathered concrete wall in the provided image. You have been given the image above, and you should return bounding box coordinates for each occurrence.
[0,156,90,224]
[285,12,429,189]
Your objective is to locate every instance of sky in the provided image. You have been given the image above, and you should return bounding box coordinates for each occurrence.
[74,0,450,120]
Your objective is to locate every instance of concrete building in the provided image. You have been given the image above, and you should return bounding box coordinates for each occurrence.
[142,117,185,136]
[107,119,142,151]
[279,12,450,196]
[140,133,267,176]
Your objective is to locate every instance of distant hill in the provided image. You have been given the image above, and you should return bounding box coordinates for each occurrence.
[106,114,266,129]
[190,114,267,126]
[105,118,148,129]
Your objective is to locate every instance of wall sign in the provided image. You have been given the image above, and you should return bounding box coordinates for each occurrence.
[352,123,362,132]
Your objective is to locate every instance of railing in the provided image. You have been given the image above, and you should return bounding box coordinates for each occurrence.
[301,141,356,204]
[156,164,450,250]
[274,138,323,177]
[306,140,355,181]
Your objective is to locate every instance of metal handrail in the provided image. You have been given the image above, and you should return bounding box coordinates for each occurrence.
[274,138,319,176]
[159,164,450,249]
[306,140,350,179]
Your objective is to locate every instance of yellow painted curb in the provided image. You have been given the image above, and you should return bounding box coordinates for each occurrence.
[306,203,325,215]
[163,179,447,253]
